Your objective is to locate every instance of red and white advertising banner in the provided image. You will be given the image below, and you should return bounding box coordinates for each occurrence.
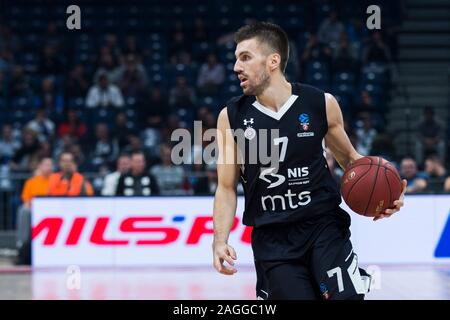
[32,196,450,267]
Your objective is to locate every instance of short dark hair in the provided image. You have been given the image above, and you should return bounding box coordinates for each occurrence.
[234,21,289,73]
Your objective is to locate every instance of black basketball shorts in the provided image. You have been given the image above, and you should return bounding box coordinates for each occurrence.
[254,222,371,300]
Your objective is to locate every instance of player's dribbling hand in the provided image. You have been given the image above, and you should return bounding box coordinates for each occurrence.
[374,179,407,221]
[213,241,237,275]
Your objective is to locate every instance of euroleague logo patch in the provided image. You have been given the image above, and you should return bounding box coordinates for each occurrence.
[298,113,310,130]
[297,113,315,138]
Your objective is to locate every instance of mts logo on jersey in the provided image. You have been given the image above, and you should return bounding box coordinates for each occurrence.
[261,190,312,211]
[32,216,252,246]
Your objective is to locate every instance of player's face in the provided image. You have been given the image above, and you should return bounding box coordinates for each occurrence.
[234,38,271,96]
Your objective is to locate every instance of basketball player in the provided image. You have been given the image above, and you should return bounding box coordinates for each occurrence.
[212,22,407,300]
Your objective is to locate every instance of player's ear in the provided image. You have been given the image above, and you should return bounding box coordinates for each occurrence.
[268,53,280,72]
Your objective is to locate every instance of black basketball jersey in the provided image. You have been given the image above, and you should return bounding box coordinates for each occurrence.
[227,83,343,228]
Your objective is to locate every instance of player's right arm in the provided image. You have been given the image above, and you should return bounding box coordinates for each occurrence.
[213,107,240,275]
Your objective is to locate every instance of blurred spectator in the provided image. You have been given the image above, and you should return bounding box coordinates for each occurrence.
[169,76,197,109]
[193,18,209,42]
[400,157,427,193]
[370,133,396,162]
[102,154,131,196]
[94,51,118,83]
[141,115,162,160]
[150,143,187,195]
[57,109,87,140]
[355,112,377,156]
[89,123,119,169]
[189,163,210,195]
[203,109,217,130]
[301,34,332,64]
[21,157,53,209]
[160,113,182,142]
[102,34,121,62]
[112,112,134,150]
[26,108,55,143]
[48,152,94,196]
[44,22,63,51]
[363,32,392,64]
[116,151,159,196]
[53,134,74,160]
[424,155,447,193]
[317,11,345,48]
[66,64,89,100]
[69,143,93,173]
[115,54,148,99]
[36,77,64,113]
[179,51,194,67]
[354,91,385,129]
[170,31,188,57]
[39,45,63,76]
[415,106,446,165]
[86,72,124,108]
[0,25,21,53]
[332,32,358,73]
[122,35,143,59]
[16,157,54,265]
[196,106,211,122]
[0,124,21,164]
[140,87,170,122]
[123,134,145,155]
[10,65,31,97]
[356,90,377,114]
[197,53,225,95]
[346,18,369,46]
[10,128,41,172]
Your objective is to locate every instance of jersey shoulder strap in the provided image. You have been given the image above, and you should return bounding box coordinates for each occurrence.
[294,82,328,135]
[226,94,252,130]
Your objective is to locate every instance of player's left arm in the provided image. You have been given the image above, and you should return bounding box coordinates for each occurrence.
[324,93,407,220]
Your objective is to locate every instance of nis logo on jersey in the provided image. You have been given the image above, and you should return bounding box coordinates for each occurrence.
[259,166,312,211]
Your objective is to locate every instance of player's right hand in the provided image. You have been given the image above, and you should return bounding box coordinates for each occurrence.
[212,241,237,275]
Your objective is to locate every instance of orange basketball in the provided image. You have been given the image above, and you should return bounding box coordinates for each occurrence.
[341,156,402,217]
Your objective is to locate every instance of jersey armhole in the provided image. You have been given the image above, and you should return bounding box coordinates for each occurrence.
[323,92,330,136]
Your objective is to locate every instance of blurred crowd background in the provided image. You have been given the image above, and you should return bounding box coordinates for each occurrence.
[0,0,449,232]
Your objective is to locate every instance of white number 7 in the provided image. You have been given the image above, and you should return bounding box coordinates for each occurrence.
[327,267,344,292]
[327,255,368,294]
[273,137,288,163]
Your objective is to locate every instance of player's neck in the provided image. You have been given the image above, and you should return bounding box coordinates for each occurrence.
[255,77,292,112]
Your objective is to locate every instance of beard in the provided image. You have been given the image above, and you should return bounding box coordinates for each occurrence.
[243,69,271,96]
